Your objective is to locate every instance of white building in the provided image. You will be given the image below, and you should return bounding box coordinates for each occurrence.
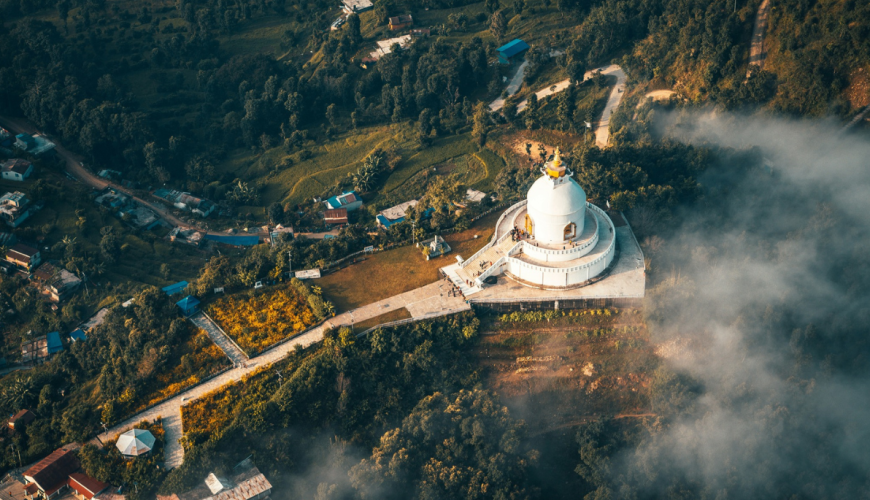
[1,159,34,181]
[369,35,412,60]
[443,149,618,290]
[342,0,373,14]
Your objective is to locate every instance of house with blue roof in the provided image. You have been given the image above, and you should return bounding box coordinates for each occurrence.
[46,332,63,354]
[496,39,530,64]
[69,329,87,342]
[13,133,55,156]
[176,295,200,316]
[161,281,189,296]
[324,191,363,212]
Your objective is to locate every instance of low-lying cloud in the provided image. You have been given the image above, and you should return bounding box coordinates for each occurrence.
[621,111,870,497]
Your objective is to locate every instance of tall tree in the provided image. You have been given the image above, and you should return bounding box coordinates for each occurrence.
[471,102,490,148]
[490,10,507,44]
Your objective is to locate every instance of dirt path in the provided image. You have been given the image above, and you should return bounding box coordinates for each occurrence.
[489,59,530,112]
[507,65,626,148]
[594,65,627,148]
[641,89,676,104]
[747,0,772,79]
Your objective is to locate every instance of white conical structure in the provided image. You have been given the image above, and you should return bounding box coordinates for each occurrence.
[115,428,156,456]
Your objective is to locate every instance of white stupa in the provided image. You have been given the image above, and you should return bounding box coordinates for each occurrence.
[445,148,618,290]
[524,148,588,244]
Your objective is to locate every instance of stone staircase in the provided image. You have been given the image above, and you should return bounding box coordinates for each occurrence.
[454,236,519,289]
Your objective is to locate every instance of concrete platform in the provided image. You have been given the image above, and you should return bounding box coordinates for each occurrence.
[469,225,645,305]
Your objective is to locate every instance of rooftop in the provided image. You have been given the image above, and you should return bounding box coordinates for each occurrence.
[24,447,80,493]
[68,473,108,499]
[342,0,373,11]
[370,35,412,60]
[162,281,189,295]
[497,39,530,58]
[389,14,412,24]
[176,295,200,309]
[2,159,32,175]
[379,199,418,220]
[8,243,38,258]
[80,307,110,331]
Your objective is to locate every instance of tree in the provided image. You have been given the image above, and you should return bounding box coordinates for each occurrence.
[346,14,362,44]
[502,99,518,125]
[99,227,120,263]
[471,102,490,148]
[349,389,536,499]
[489,10,507,44]
[160,263,171,280]
[557,86,573,131]
[524,93,539,130]
[514,0,526,15]
[268,203,285,224]
[326,104,338,128]
[485,0,500,14]
[424,176,465,210]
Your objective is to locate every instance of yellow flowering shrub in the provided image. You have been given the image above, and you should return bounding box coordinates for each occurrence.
[207,285,318,354]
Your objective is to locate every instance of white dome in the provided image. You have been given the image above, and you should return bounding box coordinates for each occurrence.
[527,175,587,216]
[525,174,587,245]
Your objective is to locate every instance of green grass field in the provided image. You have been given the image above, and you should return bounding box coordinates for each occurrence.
[381,133,476,192]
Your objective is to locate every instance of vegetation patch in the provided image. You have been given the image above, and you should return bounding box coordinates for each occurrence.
[134,329,230,412]
[206,281,327,355]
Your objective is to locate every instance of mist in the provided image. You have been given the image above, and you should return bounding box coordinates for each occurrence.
[620,111,870,498]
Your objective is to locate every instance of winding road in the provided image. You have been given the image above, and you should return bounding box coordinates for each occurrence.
[492,64,627,148]
[0,116,203,230]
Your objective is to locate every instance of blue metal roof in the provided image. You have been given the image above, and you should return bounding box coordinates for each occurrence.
[204,234,260,246]
[161,281,189,295]
[46,331,63,353]
[176,295,200,309]
[377,214,405,229]
[69,329,87,342]
[496,39,529,58]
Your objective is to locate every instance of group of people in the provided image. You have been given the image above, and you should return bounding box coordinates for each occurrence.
[445,276,465,298]
[510,226,528,242]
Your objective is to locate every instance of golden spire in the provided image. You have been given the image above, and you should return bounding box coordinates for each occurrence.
[546,147,566,178]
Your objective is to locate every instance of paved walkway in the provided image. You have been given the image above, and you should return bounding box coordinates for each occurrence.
[505,64,626,148]
[489,59,529,111]
[96,281,470,468]
[747,0,772,79]
[188,313,248,364]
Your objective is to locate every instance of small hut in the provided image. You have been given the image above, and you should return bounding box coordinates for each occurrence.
[116,428,156,457]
